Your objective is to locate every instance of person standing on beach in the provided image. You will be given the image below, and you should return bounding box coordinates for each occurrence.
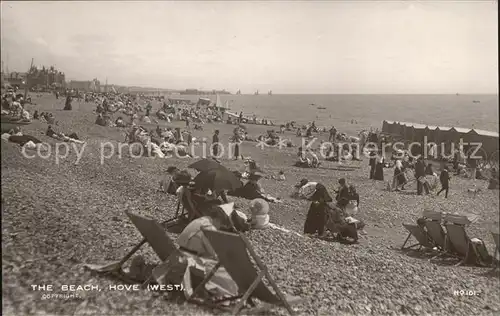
[437,166,451,198]
[415,157,427,195]
[63,94,72,111]
[467,153,478,180]
[329,126,337,142]
[212,130,220,157]
[230,129,243,160]
[369,150,377,179]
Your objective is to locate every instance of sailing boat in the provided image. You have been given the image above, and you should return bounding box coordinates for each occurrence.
[254,90,259,95]
[215,94,224,109]
[236,89,241,95]
[268,90,272,95]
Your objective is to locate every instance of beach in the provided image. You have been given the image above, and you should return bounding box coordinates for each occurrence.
[2,93,499,315]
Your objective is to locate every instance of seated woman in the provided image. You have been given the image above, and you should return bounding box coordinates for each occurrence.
[238,173,267,200]
[237,173,280,202]
[176,205,239,298]
[115,116,126,127]
[241,159,262,179]
[159,166,180,193]
[295,147,311,167]
[309,149,320,168]
[324,205,359,242]
[95,113,107,126]
[346,185,359,215]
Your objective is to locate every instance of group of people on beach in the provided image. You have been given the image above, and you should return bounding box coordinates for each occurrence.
[294,178,364,242]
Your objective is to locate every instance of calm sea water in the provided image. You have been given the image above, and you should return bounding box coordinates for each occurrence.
[170,94,499,133]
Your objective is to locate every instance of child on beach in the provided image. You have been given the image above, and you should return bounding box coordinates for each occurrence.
[437,166,451,198]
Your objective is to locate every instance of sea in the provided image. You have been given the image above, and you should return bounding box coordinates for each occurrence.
[167,94,498,134]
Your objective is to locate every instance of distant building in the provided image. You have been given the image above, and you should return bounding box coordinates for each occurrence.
[69,79,101,92]
[27,65,66,90]
[4,72,28,88]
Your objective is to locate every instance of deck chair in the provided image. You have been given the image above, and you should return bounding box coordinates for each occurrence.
[83,211,184,281]
[401,224,434,250]
[189,229,303,315]
[124,211,189,285]
[444,222,491,267]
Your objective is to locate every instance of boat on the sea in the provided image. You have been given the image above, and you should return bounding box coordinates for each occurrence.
[317,106,326,110]
[268,90,272,96]
[236,90,241,95]
[473,100,480,103]
[310,103,316,106]
[254,90,259,95]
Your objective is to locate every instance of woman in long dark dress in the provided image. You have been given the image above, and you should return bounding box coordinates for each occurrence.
[63,95,72,111]
[303,184,332,236]
[374,157,385,181]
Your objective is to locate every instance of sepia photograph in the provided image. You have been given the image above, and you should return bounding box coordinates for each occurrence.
[1,1,499,315]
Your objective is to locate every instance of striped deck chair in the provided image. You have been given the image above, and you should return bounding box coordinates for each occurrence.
[190,229,303,315]
[444,221,492,267]
[401,223,434,250]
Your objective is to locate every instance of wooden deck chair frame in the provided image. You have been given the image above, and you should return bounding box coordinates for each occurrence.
[112,186,201,274]
[401,224,435,250]
[423,219,456,262]
[88,211,183,278]
[123,211,184,287]
[445,223,489,267]
[189,229,302,316]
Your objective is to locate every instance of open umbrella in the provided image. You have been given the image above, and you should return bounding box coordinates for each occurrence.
[188,158,224,173]
[194,168,242,192]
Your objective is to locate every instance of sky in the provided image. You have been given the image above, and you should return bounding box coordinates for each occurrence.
[0,1,498,94]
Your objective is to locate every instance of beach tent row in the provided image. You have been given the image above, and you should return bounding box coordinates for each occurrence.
[382,120,499,156]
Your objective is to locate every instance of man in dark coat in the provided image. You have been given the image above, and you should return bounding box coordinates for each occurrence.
[415,157,427,195]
